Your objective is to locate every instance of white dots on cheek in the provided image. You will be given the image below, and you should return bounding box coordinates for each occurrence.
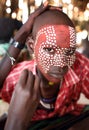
[35,26,57,72]
[38,47,70,71]
[66,54,76,67]
[53,54,67,67]
[38,48,53,72]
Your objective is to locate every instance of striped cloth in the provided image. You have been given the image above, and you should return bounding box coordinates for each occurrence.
[1,52,89,120]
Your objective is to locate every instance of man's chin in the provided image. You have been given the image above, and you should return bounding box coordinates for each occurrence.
[44,75,62,84]
[38,69,64,84]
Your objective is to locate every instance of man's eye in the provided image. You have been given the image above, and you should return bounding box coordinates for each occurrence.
[65,48,75,55]
[43,48,54,53]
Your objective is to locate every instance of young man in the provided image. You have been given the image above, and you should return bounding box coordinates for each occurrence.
[1,2,89,130]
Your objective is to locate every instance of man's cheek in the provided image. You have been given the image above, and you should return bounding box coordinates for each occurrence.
[39,54,52,71]
[39,53,50,64]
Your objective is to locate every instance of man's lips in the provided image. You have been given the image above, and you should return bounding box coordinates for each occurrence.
[47,66,68,79]
[48,72,65,79]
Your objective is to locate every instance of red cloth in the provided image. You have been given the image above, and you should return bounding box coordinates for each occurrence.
[1,52,89,120]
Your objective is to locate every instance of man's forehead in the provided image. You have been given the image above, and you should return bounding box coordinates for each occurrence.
[35,25,76,48]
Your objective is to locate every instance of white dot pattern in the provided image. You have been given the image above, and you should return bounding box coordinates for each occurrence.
[34,25,76,73]
[69,26,76,48]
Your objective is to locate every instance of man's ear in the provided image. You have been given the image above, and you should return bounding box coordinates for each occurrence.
[26,36,35,54]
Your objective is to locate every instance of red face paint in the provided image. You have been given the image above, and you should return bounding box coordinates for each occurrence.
[34,25,76,82]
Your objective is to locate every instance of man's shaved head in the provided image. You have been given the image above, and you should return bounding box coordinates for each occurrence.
[32,9,74,39]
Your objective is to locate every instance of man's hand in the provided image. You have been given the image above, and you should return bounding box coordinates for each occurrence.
[4,69,41,130]
[14,1,48,44]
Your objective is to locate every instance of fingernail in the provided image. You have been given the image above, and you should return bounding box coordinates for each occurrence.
[43,1,48,7]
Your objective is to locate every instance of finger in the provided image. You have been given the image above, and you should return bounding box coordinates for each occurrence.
[40,80,44,88]
[30,1,48,18]
[49,6,62,11]
[24,1,48,34]
[18,69,29,87]
[34,75,41,94]
[26,71,35,91]
[34,1,48,17]
[36,67,47,89]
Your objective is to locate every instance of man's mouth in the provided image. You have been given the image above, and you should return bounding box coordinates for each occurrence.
[48,72,65,79]
[47,66,68,79]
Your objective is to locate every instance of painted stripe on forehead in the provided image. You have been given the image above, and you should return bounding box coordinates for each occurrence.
[35,25,76,48]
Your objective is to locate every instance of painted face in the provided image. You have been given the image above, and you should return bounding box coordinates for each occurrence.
[34,25,76,83]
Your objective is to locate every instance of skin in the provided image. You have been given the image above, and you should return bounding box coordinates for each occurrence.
[0,1,48,88]
[4,70,41,130]
[4,4,89,130]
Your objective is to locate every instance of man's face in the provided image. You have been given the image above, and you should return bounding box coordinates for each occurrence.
[34,25,76,83]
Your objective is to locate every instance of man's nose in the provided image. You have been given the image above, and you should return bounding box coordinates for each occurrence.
[53,54,67,67]
[50,65,68,73]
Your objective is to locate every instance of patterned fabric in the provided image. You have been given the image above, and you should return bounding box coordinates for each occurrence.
[28,107,89,130]
[1,60,36,102]
[1,52,89,121]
